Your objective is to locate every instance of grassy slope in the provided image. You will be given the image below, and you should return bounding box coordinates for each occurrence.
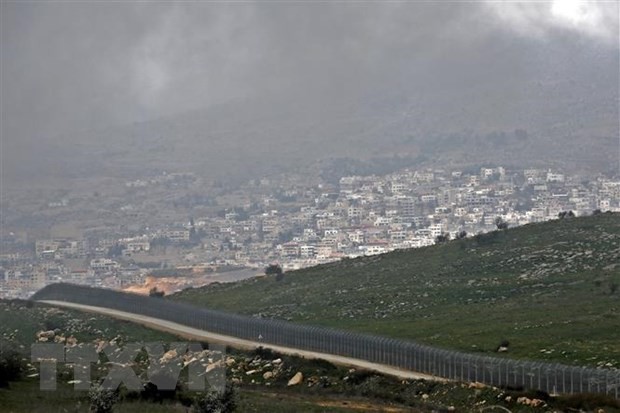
[173,213,620,367]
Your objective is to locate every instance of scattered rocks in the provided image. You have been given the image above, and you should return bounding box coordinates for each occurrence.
[262,371,274,380]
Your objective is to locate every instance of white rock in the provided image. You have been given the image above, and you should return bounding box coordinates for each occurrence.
[287,372,303,386]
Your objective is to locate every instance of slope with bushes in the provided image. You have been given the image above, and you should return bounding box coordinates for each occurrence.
[173,213,620,367]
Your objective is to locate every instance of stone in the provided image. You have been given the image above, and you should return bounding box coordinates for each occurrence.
[287,372,303,386]
[272,358,282,365]
[263,371,274,380]
[37,330,55,339]
[206,361,223,373]
[159,349,177,364]
[530,399,545,407]
[517,396,531,405]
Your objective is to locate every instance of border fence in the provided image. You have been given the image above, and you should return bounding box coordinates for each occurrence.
[31,283,619,397]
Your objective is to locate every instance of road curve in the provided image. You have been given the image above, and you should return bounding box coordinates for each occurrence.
[38,300,443,382]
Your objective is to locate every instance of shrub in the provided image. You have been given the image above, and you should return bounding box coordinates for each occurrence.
[88,385,119,413]
[149,287,165,298]
[193,383,237,413]
[554,392,620,410]
[0,344,22,388]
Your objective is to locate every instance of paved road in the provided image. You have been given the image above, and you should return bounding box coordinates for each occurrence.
[39,300,442,382]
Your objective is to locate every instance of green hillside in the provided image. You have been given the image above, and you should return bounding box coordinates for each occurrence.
[173,213,620,367]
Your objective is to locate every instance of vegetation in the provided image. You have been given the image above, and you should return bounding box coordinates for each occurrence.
[2,299,619,412]
[173,213,620,367]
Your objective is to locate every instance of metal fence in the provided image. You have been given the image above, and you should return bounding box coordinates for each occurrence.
[31,283,619,397]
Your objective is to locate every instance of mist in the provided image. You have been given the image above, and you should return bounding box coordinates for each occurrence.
[1,1,618,183]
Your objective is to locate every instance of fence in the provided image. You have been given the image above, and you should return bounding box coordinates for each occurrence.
[31,283,619,397]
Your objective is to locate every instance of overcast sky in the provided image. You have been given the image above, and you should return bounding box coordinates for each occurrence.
[1,1,618,146]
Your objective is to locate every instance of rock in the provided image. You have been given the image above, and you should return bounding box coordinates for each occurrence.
[447,406,456,412]
[231,377,242,385]
[497,346,509,353]
[245,369,259,375]
[37,330,55,339]
[469,381,486,389]
[54,335,66,343]
[504,396,512,403]
[287,372,303,386]
[517,396,531,405]
[159,349,177,364]
[225,357,236,367]
[530,398,545,407]
[272,358,282,365]
[95,340,107,353]
[206,361,223,373]
[421,394,429,400]
[66,336,78,347]
[263,371,274,380]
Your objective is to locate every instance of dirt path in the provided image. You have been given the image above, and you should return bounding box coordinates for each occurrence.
[38,300,442,382]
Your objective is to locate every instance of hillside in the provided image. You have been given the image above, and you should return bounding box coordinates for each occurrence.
[173,213,620,367]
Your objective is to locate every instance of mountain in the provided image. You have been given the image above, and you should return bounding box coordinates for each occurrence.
[3,34,619,188]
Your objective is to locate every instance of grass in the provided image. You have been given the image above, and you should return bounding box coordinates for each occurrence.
[172,213,620,367]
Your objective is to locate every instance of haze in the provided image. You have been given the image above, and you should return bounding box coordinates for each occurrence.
[1,1,619,186]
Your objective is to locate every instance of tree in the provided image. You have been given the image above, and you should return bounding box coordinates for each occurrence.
[495,217,509,230]
[265,264,284,281]
[107,243,125,258]
[455,230,467,240]
[435,233,450,244]
[149,287,165,298]
[592,209,602,216]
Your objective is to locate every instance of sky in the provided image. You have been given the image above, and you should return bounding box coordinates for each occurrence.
[1,1,618,150]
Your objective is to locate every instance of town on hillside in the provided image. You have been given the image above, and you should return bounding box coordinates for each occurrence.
[2,166,619,299]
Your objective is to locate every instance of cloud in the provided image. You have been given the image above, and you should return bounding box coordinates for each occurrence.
[1,1,617,148]
[485,0,619,43]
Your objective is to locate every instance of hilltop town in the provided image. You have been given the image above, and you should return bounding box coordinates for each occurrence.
[2,165,619,299]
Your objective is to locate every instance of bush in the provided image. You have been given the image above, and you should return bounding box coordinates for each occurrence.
[88,385,119,413]
[0,344,22,388]
[149,287,165,298]
[555,392,620,410]
[265,264,283,277]
[193,383,237,413]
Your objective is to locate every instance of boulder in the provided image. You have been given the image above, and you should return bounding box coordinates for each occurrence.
[263,371,274,380]
[37,330,55,339]
[159,349,177,364]
[287,372,303,386]
[206,361,223,373]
